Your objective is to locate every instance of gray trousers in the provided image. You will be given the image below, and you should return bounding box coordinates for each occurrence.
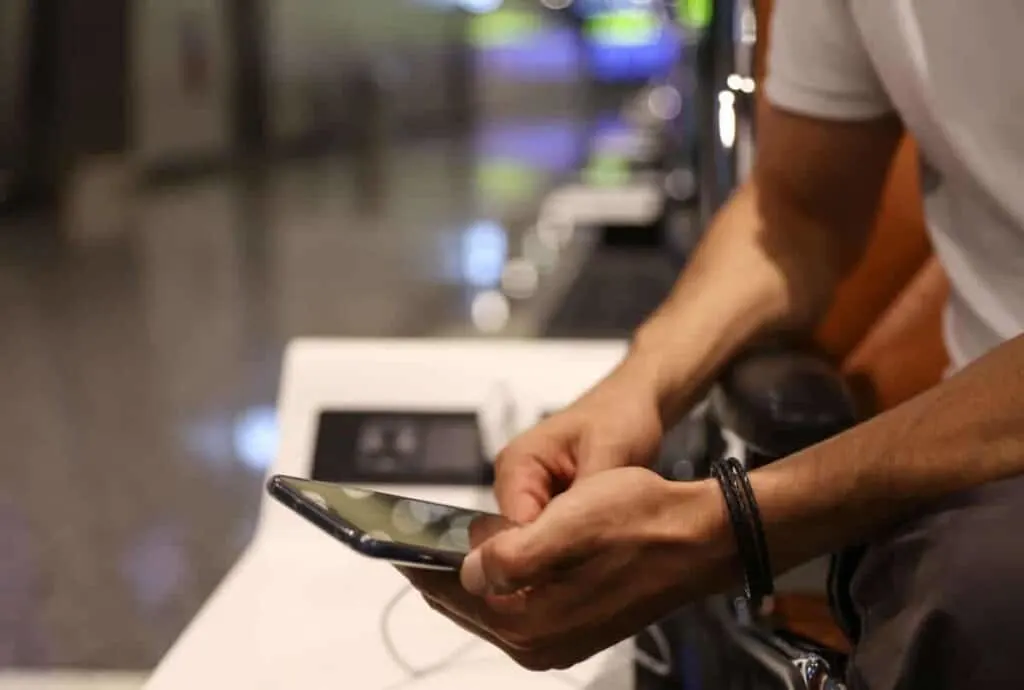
[848,474,1024,689]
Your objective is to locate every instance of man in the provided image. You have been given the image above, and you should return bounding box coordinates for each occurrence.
[406,2,1024,687]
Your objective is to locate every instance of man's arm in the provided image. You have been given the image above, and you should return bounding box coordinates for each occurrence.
[406,337,1022,672]
[423,337,1024,672]
[626,102,903,423]
[420,335,1024,676]
[623,0,901,424]
[749,334,1024,573]
[484,0,904,525]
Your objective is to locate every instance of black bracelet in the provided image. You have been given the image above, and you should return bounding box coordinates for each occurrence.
[711,459,772,606]
[710,457,774,607]
[729,459,774,602]
[711,460,756,599]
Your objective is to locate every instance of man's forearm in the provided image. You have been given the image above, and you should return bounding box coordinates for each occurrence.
[750,334,1024,573]
[618,107,900,428]
[625,181,854,425]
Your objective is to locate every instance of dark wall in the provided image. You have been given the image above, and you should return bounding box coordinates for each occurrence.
[228,0,268,153]
[0,0,46,202]
[0,0,129,204]
[53,0,130,159]
[0,2,31,171]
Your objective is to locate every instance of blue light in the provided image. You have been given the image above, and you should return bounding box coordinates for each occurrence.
[474,25,582,82]
[583,13,682,82]
[461,220,508,288]
[475,119,586,173]
[233,405,279,472]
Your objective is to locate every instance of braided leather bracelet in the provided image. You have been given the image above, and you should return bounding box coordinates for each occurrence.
[710,457,774,607]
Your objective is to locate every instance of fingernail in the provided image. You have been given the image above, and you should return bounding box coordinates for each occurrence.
[461,550,487,595]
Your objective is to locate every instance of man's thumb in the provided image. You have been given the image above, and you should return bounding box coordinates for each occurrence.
[461,524,553,596]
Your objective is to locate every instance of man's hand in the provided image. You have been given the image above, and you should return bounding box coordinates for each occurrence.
[404,337,1024,673]
[401,468,735,671]
[494,363,666,524]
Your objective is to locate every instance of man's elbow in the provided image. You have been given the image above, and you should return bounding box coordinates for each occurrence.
[749,179,871,330]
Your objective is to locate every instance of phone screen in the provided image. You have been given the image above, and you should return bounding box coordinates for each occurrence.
[272,476,490,554]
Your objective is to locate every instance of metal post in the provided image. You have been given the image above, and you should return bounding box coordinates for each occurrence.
[228,0,268,157]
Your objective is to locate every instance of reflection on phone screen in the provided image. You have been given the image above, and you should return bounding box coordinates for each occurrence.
[280,478,504,554]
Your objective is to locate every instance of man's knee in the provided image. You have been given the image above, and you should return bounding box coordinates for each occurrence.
[850,476,1024,689]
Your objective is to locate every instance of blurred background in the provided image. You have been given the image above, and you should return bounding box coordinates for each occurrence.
[0,0,750,686]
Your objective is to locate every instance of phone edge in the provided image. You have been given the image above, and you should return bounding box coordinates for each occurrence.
[266,474,465,571]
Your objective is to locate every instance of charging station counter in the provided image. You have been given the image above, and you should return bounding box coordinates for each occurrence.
[146,339,638,690]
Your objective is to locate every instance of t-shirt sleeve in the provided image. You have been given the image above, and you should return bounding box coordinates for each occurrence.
[765,0,894,120]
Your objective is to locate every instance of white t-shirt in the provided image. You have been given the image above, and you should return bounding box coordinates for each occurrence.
[765,0,1024,370]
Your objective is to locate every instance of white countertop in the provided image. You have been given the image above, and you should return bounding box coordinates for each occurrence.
[146,339,632,690]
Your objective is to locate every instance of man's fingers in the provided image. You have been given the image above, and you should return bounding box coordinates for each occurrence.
[419,593,556,671]
[468,514,516,549]
[397,565,458,594]
[418,593,510,650]
[493,448,554,524]
[461,518,571,597]
[462,528,536,596]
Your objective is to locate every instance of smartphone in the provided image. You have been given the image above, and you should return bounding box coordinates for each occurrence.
[267,475,501,570]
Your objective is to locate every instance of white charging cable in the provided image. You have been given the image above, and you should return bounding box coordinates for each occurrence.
[476,382,543,513]
[476,382,520,464]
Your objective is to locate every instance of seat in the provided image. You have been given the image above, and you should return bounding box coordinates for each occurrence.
[682,0,950,686]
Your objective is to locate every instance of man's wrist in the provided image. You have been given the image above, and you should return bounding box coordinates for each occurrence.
[616,346,673,403]
[626,319,709,426]
[651,477,744,594]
